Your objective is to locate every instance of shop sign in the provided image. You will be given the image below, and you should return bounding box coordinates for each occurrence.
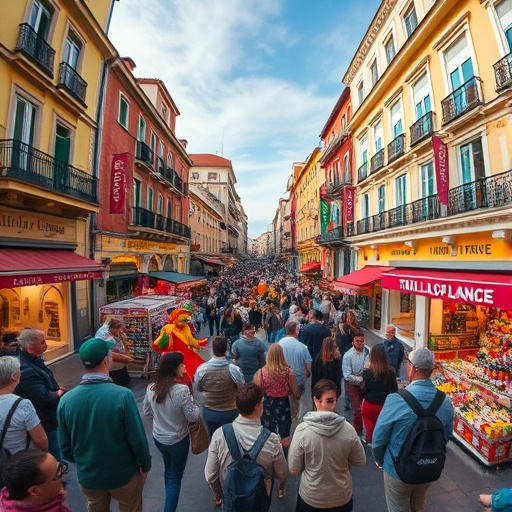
[2,270,103,288]
[344,187,355,223]
[101,237,178,253]
[109,153,128,214]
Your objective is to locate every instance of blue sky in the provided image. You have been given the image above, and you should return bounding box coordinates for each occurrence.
[108,0,381,239]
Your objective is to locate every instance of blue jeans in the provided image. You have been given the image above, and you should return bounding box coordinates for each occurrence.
[47,429,62,462]
[202,407,238,438]
[153,436,190,512]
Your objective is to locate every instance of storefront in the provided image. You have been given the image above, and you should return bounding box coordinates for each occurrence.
[142,271,207,299]
[191,255,226,277]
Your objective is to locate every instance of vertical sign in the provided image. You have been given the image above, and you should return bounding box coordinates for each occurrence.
[109,153,128,214]
[320,199,329,233]
[344,187,355,223]
[433,136,449,207]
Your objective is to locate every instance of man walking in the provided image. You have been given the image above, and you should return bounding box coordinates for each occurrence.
[298,309,331,360]
[57,338,151,512]
[16,329,66,461]
[205,383,288,506]
[372,348,454,512]
[231,322,267,382]
[342,330,369,438]
[383,325,405,377]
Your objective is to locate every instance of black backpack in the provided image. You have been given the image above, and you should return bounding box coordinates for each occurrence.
[0,397,23,487]
[392,389,447,485]
[222,424,271,512]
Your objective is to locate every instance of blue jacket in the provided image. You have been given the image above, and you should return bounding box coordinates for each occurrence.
[372,379,454,480]
[491,488,512,512]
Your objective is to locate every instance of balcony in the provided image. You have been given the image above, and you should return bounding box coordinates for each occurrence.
[131,206,191,238]
[58,62,87,104]
[370,149,385,174]
[0,139,97,203]
[494,52,512,91]
[410,111,434,147]
[441,77,483,124]
[15,23,55,77]
[318,225,346,243]
[136,141,154,166]
[387,134,405,164]
[448,169,512,216]
[357,161,368,183]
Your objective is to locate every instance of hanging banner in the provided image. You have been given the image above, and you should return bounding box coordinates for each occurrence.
[109,153,129,214]
[344,187,355,223]
[320,199,329,233]
[433,136,449,207]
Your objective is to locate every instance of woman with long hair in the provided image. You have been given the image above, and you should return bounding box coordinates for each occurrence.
[311,336,342,398]
[142,352,200,512]
[252,344,300,450]
[288,379,366,512]
[220,306,243,345]
[361,343,398,445]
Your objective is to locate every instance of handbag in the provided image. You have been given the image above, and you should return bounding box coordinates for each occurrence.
[189,417,209,454]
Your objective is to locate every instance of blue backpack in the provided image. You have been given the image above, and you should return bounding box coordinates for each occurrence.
[222,424,271,512]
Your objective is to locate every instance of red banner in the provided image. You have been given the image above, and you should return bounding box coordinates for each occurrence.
[344,187,355,223]
[109,153,128,214]
[433,136,449,207]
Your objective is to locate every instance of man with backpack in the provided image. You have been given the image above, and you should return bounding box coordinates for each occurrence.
[372,348,454,512]
[204,382,288,511]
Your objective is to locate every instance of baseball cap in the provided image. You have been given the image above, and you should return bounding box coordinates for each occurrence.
[408,348,435,371]
[79,338,116,368]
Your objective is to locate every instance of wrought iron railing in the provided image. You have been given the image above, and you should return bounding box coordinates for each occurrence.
[357,161,368,183]
[410,111,434,146]
[131,206,191,238]
[318,225,346,243]
[387,134,405,164]
[136,141,154,166]
[58,62,87,103]
[370,149,385,174]
[494,52,512,91]
[441,77,483,124]
[15,23,55,77]
[0,139,97,203]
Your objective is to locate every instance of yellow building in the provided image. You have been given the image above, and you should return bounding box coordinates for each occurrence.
[0,0,117,358]
[295,148,324,275]
[340,0,512,342]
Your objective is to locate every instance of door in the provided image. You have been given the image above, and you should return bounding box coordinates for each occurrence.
[29,0,52,38]
[12,96,36,173]
[54,124,70,190]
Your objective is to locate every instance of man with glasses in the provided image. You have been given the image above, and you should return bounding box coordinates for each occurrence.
[16,328,66,461]
[0,448,71,511]
[383,325,405,377]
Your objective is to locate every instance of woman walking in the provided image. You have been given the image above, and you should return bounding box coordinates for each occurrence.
[311,337,342,398]
[253,344,300,449]
[288,379,366,512]
[361,343,398,445]
[143,352,200,512]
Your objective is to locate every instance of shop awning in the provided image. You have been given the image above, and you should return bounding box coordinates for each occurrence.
[300,261,321,273]
[381,268,512,310]
[146,272,206,288]
[335,265,393,291]
[0,249,105,288]
[193,256,226,267]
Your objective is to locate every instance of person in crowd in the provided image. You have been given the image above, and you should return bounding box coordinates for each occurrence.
[194,336,245,438]
[205,383,288,506]
[16,329,65,461]
[0,449,71,511]
[342,330,369,438]
[479,488,512,512]
[336,311,357,411]
[311,336,342,399]
[95,318,134,388]
[248,300,262,331]
[288,379,366,512]
[0,356,48,454]
[361,344,398,445]
[383,325,405,377]
[299,309,331,360]
[231,322,267,382]
[280,291,291,323]
[265,304,283,344]
[220,306,244,346]
[319,294,336,325]
[372,348,454,512]
[143,352,199,512]
[278,321,312,426]
[57,337,151,512]
[252,344,300,449]
[206,287,224,337]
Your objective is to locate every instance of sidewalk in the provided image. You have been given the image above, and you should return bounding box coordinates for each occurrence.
[49,327,512,511]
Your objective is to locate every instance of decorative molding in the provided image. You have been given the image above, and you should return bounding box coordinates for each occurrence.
[404,56,430,84]
[432,11,471,51]
[384,86,403,108]
[369,108,384,126]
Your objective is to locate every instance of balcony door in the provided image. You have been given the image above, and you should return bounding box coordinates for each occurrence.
[445,36,474,115]
[460,138,486,210]
[29,0,52,39]
[54,124,70,190]
[12,96,36,172]
[63,30,81,69]
[496,0,512,51]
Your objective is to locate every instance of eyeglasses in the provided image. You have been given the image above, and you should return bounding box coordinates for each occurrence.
[40,462,69,485]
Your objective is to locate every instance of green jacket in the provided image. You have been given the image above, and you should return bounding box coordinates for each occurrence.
[57,379,151,489]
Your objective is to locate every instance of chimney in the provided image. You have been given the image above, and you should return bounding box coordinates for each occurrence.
[121,57,136,72]
[179,139,188,149]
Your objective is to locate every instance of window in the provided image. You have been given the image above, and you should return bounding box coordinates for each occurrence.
[343,153,350,182]
[362,193,370,218]
[395,175,407,206]
[374,121,383,151]
[150,132,157,157]
[63,29,82,70]
[13,95,36,146]
[157,194,163,214]
[147,186,154,210]
[390,101,403,138]
[378,185,386,213]
[412,73,432,119]
[166,198,172,217]
[133,179,141,207]
[370,60,379,86]
[384,35,396,65]
[167,152,174,169]
[161,103,170,123]
[29,0,52,39]
[404,3,418,38]
[445,35,474,91]
[496,0,512,51]
[118,95,129,129]
[208,172,218,180]
[137,116,146,141]
[341,114,347,130]
[191,172,199,179]
[360,137,368,165]
[420,161,435,196]
[459,138,485,184]
[159,141,164,159]
[357,81,364,105]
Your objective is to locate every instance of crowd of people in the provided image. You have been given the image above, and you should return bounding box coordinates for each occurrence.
[0,259,506,512]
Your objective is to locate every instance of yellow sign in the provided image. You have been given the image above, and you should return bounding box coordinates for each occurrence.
[101,236,178,253]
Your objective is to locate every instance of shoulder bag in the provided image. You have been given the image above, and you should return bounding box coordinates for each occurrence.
[189,416,209,454]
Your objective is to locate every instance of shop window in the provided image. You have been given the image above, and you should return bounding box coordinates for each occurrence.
[400,293,415,314]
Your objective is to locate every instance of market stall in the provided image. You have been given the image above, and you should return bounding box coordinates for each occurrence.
[139,272,207,298]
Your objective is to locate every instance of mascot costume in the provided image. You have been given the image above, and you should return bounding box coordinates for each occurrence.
[153,307,208,387]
